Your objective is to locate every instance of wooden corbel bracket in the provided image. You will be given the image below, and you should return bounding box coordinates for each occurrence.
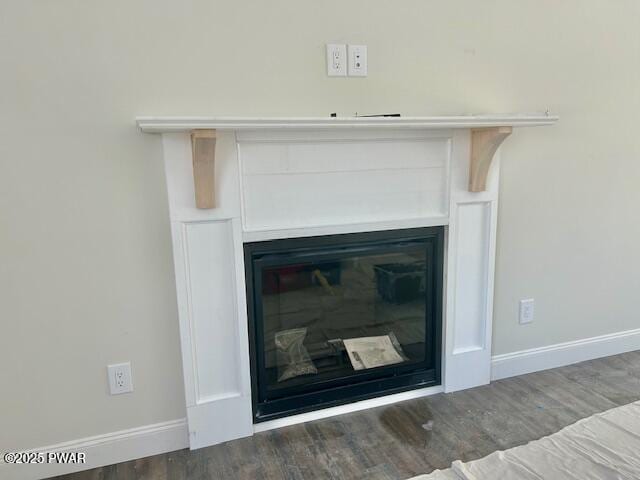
[190,129,217,209]
[469,126,512,192]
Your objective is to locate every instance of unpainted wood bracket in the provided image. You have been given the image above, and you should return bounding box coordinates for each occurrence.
[469,126,512,192]
[190,129,217,209]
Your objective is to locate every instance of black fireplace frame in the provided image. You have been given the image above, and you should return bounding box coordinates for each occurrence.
[244,227,444,423]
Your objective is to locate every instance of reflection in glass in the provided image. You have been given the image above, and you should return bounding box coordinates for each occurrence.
[261,250,428,394]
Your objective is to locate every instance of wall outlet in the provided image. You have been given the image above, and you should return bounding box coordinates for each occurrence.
[107,362,133,395]
[348,45,367,76]
[519,299,535,325]
[326,44,347,76]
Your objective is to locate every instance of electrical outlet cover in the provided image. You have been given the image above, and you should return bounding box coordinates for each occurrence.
[519,299,535,324]
[107,362,133,395]
[326,44,347,77]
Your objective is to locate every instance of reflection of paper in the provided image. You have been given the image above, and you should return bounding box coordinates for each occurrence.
[343,335,405,370]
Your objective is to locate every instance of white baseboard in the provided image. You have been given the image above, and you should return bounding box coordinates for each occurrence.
[0,419,188,480]
[254,384,444,433]
[491,327,640,381]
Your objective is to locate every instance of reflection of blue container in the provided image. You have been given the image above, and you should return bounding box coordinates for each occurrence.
[374,263,426,304]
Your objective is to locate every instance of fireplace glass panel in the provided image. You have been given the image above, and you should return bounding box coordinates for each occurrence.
[262,251,427,393]
[246,228,442,421]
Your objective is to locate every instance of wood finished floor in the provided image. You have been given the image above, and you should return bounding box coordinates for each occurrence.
[57,351,640,480]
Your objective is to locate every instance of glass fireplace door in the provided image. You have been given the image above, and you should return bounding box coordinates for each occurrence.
[246,228,443,421]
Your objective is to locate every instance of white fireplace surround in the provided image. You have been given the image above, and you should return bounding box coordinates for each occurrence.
[137,114,557,450]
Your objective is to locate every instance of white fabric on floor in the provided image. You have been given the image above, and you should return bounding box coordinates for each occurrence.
[412,400,640,480]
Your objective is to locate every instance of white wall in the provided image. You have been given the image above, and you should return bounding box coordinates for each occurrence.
[1,0,639,453]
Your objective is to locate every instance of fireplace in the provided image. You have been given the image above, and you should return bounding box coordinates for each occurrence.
[137,114,557,448]
[245,227,443,421]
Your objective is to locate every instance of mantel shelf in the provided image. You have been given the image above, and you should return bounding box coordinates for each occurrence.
[137,113,557,201]
[136,113,558,133]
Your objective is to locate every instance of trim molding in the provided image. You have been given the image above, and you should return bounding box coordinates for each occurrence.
[0,419,188,480]
[491,328,640,381]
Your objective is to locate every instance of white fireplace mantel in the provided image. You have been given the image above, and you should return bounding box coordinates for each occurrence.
[138,113,557,450]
